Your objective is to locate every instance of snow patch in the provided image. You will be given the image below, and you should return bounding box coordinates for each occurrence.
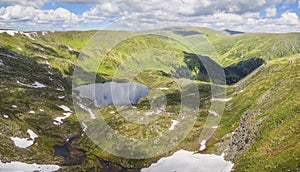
[145,109,163,116]
[145,111,154,116]
[141,150,234,172]
[0,161,60,172]
[169,120,179,131]
[41,31,48,36]
[28,111,35,114]
[56,87,65,91]
[158,87,169,90]
[58,96,65,99]
[0,30,18,36]
[53,112,72,125]
[17,81,46,88]
[27,129,38,140]
[211,97,232,102]
[209,110,220,117]
[10,129,38,148]
[78,103,96,119]
[3,115,9,119]
[23,32,35,40]
[32,81,46,88]
[58,105,72,112]
[81,122,88,136]
[200,140,207,151]
[12,105,17,108]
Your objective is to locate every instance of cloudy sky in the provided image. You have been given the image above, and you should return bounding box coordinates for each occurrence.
[0,0,299,32]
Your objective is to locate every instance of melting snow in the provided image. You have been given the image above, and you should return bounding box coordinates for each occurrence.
[81,122,88,136]
[0,161,60,172]
[211,97,232,102]
[169,120,179,130]
[56,87,65,91]
[28,111,35,114]
[54,105,72,125]
[27,129,38,140]
[0,30,18,36]
[158,87,169,90]
[41,31,48,36]
[32,81,46,88]
[211,125,219,129]
[58,105,72,112]
[209,110,220,117]
[141,150,234,172]
[145,109,163,116]
[53,112,72,125]
[200,140,207,151]
[17,81,46,88]
[78,103,96,119]
[10,129,38,148]
[23,33,35,40]
[145,111,154,116]
[58,96,65,99]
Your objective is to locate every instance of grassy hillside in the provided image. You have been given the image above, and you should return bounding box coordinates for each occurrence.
[212,33,300,66]
[209,54,300,171]
[0,27,300,171]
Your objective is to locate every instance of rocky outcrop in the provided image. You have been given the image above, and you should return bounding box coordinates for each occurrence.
[224,110,262,161]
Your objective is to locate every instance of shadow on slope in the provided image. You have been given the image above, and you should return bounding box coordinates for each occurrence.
[224,58,265,84]
[179,52,265,85]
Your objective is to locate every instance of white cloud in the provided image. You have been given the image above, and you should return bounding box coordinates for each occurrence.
[265,8,277,17]
[0,0,298,32]
[107,8,300,33]
[0,0,49,8]
[78,0,281,17]
[277,11,299,25]
[77,0,293,32]
[0,5,80,30]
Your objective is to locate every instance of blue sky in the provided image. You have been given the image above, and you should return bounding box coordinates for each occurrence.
[0,0,299,32]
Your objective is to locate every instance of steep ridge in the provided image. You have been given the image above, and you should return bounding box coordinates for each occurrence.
[211,55,300,171]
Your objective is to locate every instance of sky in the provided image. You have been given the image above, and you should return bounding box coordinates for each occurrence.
[0,0,299,32]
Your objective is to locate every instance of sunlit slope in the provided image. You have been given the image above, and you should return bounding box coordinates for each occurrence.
[210,54,300,171]
[212,33,300,66]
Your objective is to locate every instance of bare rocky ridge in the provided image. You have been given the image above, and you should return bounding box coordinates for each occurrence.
[224,110,262,161]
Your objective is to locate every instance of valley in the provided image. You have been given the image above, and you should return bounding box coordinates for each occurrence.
[0,27,299,171]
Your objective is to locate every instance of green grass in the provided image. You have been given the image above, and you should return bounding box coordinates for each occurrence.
[0,27,300,171]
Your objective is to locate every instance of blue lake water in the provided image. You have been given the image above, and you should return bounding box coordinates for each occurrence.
[74,82,150,108]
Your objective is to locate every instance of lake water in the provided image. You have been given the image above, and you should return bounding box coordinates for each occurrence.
[74,82,150,108]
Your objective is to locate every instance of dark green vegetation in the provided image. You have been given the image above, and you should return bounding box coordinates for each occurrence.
[0,27,299,171]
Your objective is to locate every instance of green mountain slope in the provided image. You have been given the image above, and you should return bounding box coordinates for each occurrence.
[210,55,300,171]
[0,27,299,171]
